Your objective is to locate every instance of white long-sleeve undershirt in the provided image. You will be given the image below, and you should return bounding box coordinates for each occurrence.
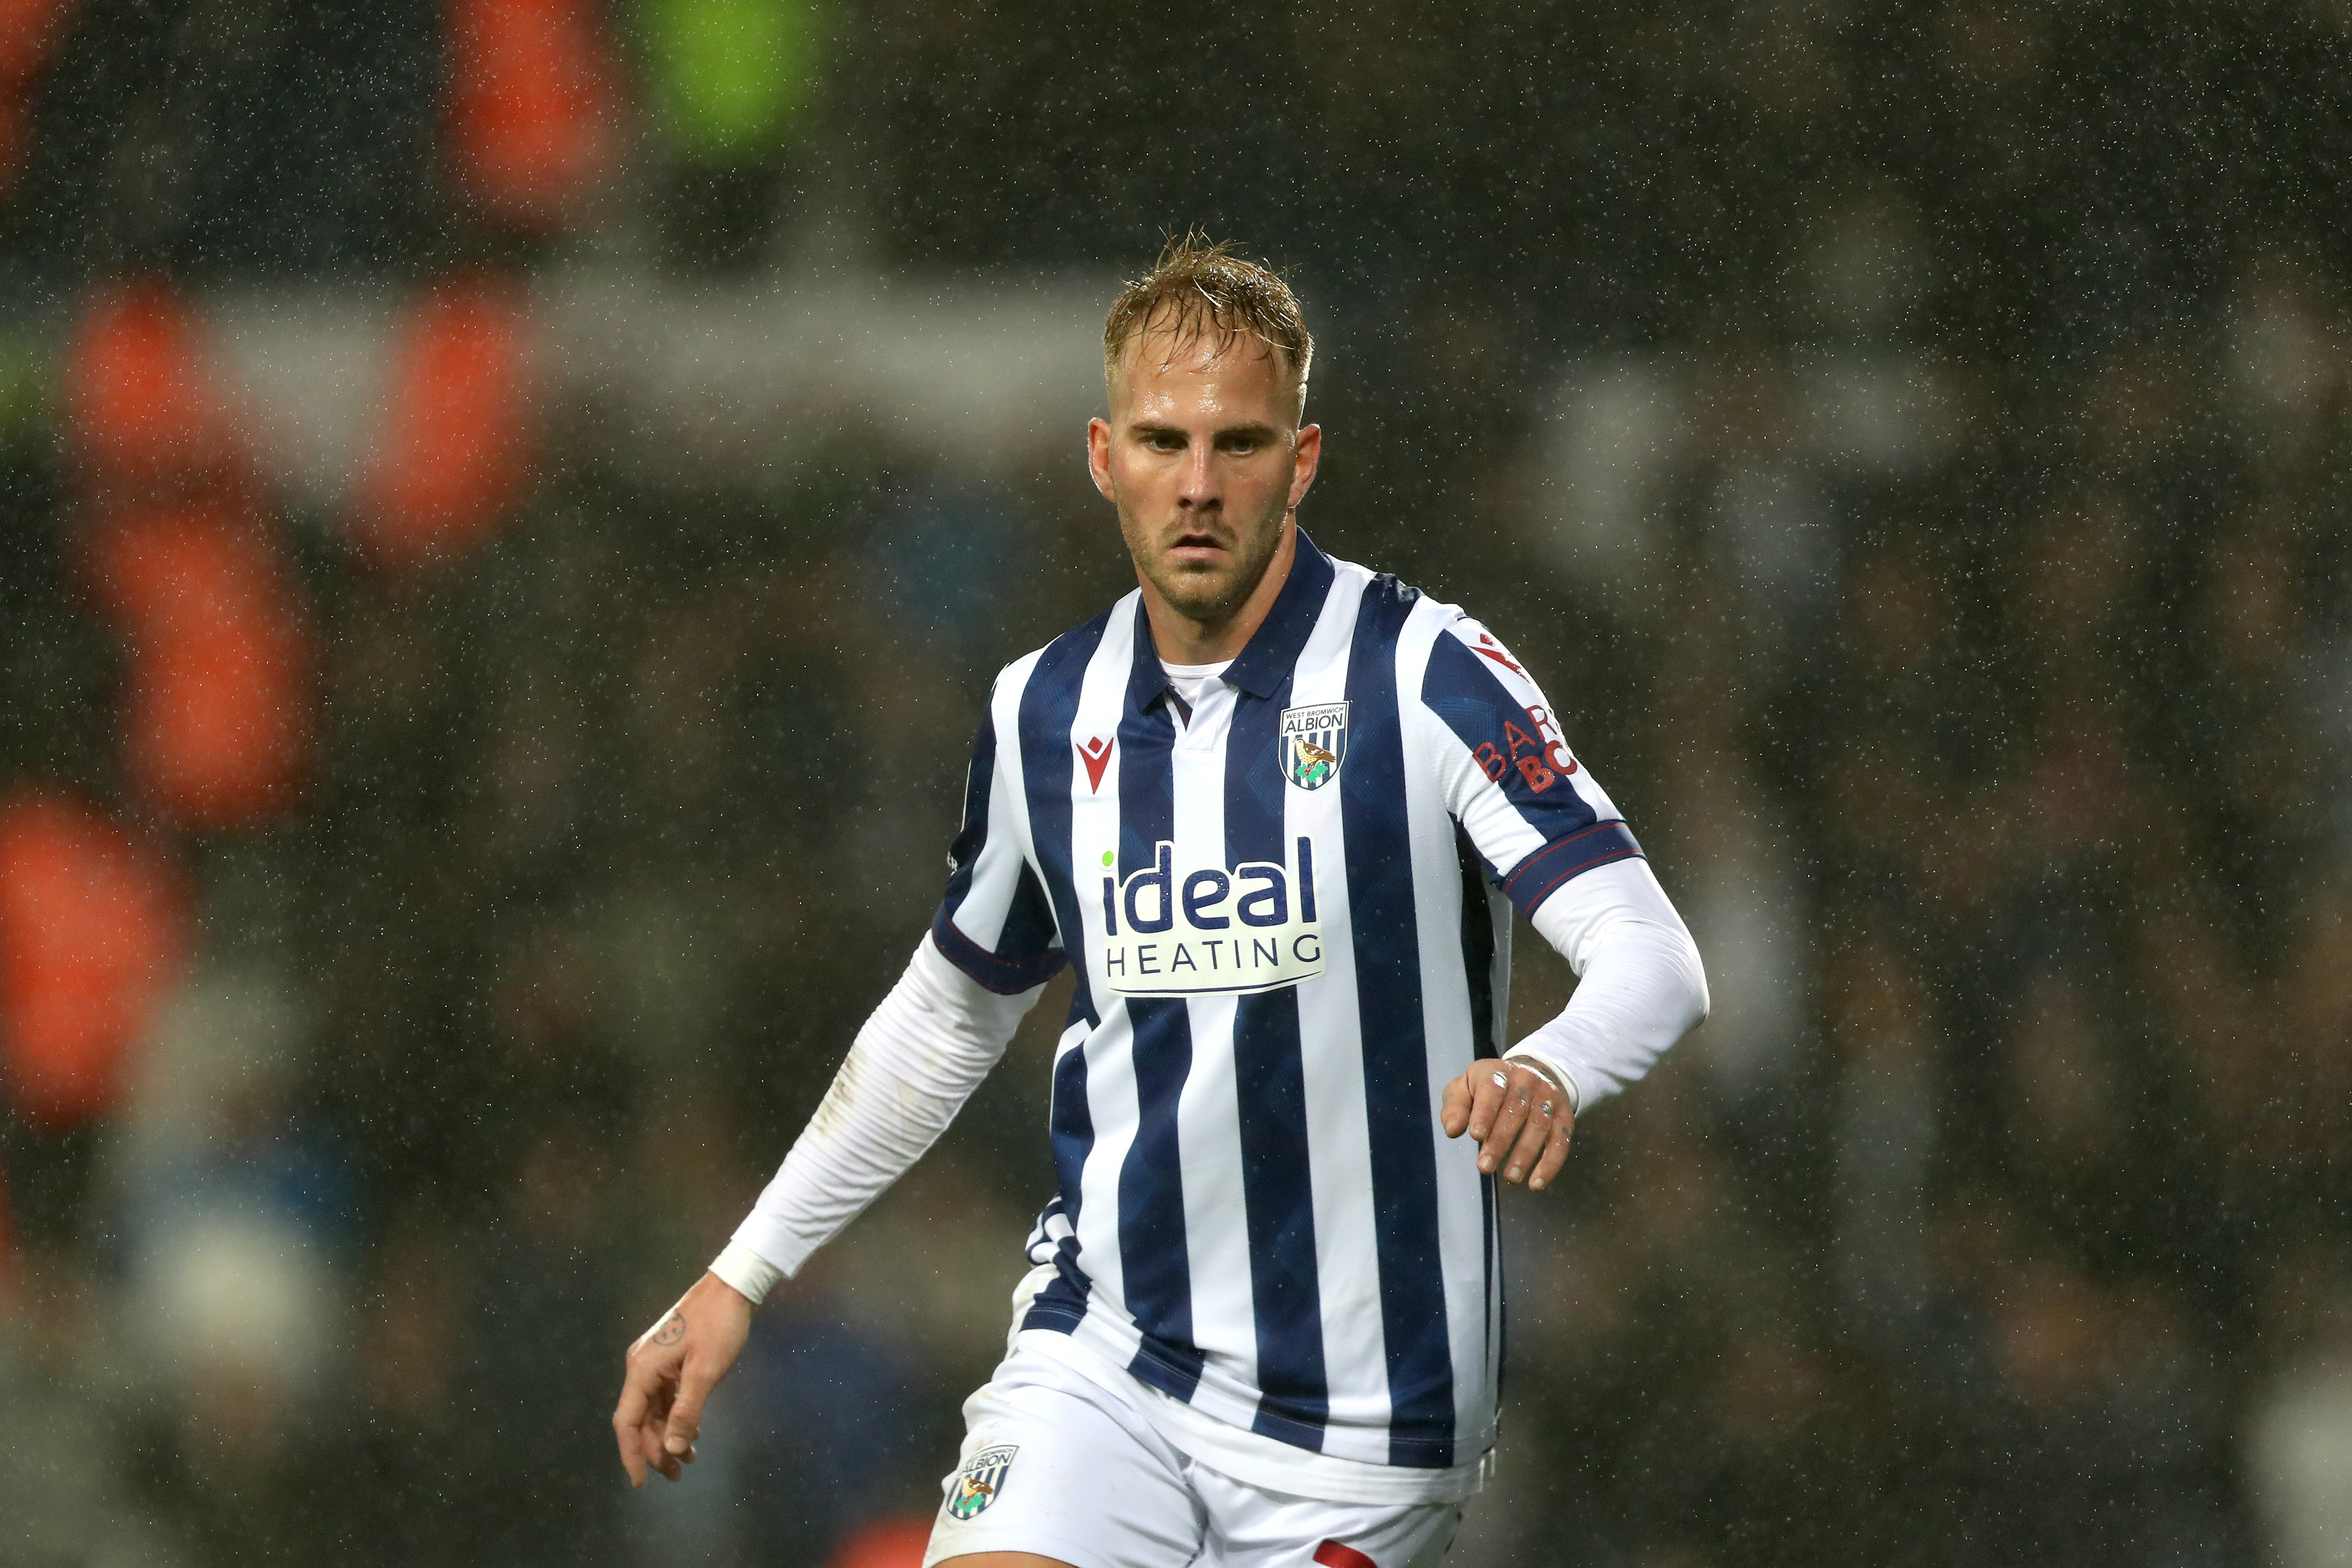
[712,858,1708,1305]
[714,936,1045,1301]
[1502,856,1710,1115]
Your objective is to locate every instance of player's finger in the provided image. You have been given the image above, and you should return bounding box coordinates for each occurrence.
[632,1365,682,1477]
[655,1384,689,1477]
[1500,1098,1553,1185]
[1466,1065,1511,1143]
[1528,1111,1575,1191]
[643,1392,683,1480]
[614,1408,646,1487]
[1440,1070,1474,1138]
[662,1355,718,1468]
[1477,1069,1533,1173]
[613,1362,658,1487]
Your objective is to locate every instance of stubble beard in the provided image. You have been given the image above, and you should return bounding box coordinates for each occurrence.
[1126,499,1289,629]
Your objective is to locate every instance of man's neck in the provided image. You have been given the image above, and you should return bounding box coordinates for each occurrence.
[1138,522,1298,665]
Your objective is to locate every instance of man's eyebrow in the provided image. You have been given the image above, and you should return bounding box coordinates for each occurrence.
[1123,419,1284,442]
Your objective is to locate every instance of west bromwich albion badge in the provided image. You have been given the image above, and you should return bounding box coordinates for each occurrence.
[1279,702,1349,790]
[947,1443,1017,1520]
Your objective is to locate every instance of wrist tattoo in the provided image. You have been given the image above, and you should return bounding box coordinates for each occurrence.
[652,1310,687,1347]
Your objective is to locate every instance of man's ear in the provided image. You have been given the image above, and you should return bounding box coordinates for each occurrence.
[1087,416,1118,502]
[1288,423,1322,511]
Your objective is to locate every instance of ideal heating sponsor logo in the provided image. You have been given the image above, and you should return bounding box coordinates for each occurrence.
[1099,837,1325,997]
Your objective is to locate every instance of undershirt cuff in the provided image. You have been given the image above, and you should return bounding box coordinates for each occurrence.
[710,1240,785,1305]
[1501,1046,1583,1116]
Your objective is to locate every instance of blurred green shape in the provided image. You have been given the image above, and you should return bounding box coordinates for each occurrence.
[641,0,828,164]
[0,331,53,453]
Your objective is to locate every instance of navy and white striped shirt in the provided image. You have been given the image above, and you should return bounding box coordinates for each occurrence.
[932,531,1643,1477]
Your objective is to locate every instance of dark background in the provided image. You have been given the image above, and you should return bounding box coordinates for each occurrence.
[1,3,2348,1564]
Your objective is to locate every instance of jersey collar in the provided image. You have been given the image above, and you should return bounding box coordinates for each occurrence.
[1125,527,1336,712]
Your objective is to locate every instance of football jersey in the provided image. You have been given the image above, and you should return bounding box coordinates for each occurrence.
[931,530,1642,1475]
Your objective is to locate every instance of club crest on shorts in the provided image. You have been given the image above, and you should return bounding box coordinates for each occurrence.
[947,1443,1017,1520]
[1279,702,1349,791]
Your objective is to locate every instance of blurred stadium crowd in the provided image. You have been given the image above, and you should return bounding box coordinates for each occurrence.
[1,2,2349,1565]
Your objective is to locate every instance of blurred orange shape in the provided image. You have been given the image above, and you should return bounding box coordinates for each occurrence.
[352,276,536,573]
[0,92,29,193]
[446,0,615,230]
[0,0,76,193]
[0,0,74,83]
[825,1517,934,1568]
[64,278,229,486]
[0,792,184,1129]
[87,501,312,828]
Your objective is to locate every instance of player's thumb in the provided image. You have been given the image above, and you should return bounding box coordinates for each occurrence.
[663,1361,713,1457]
[1438,1070,1472,1137]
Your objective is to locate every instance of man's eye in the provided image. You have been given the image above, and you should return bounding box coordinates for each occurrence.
[1148,434,1184,450]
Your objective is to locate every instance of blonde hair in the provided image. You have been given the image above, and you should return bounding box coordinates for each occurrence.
[1103,233,1314,421]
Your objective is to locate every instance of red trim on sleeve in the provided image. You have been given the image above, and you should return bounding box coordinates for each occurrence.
[1501,821,1643,918]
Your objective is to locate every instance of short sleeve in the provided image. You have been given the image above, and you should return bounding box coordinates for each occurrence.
[930,681,1068,995]
[1416,615,1643,919]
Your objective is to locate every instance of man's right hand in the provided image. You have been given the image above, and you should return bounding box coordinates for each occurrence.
[613,1270,753,1486]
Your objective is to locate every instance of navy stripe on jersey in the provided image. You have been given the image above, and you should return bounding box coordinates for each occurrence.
[1009,617,1112,1333]
[1420,634,1600,842]
[1483,1147,1503,1411]
[1114,673,1207,1401]
[1422,632,1642,917]
[938,711,994,912]
[1017,616,1110,1025]
[1225,663,1331,1449]
[1226,533,1337,697]
[1023,1190,1090,1332]
[1344,574,1456,1469]
[1455,825,1501,1060]
[934,710,1068,993]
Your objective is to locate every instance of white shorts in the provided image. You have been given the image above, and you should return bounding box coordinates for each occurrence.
[923,1344,1462,1568]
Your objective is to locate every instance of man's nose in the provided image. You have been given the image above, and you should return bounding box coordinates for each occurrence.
[1176,443,1220,510]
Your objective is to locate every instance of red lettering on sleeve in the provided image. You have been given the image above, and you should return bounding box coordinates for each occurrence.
[1525,705,1577,774]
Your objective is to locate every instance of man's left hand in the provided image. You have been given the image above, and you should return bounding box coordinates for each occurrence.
[1440,1059,1574,1191]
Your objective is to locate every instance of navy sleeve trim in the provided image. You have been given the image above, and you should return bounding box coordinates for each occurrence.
[931,905,1068,995]
[1502,821,1644,919]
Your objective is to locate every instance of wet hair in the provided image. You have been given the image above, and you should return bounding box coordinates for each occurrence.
[1102,233,1314,422]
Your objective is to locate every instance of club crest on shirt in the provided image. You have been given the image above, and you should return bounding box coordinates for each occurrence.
[1280,702,1349,790]
[947,1443,1017,1520]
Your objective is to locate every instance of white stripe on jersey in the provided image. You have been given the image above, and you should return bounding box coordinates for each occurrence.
[1395,601,1504,1449]
[1169,672,1259,1414]
[1286,563,1392,1465]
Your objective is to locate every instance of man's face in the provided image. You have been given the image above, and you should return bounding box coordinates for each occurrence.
[1088,328,1320,628]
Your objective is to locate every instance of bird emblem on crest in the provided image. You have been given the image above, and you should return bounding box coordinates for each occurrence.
[1279,702,1350,791]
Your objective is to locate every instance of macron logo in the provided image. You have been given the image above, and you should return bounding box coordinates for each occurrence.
[1078,736,1114,793]
[1473,631,1525,677]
